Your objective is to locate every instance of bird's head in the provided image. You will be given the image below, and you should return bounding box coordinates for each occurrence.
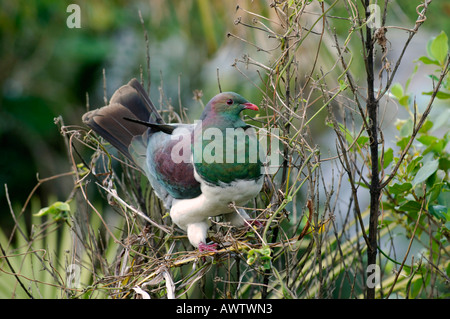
[200,92,259,121]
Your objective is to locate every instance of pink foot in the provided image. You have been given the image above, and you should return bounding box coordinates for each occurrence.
[198,242,218,252]
[248,219,263,229]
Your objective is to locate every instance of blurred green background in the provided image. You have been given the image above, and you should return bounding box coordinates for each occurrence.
[0,0,266,230]
[1,0,448,232]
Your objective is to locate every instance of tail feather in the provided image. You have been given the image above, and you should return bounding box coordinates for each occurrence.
[110,78,163,124]
[82,78,161,160]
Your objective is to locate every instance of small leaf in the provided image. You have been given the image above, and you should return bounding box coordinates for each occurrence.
[422,91,450,99]
[52,201,71,211]
[417,135,437,146]
[425,139,445,155]
[399,95,410,107]
[262,260,272,270]
[445,222,450,231]
[410,277,424,298]
[357,135,369,148]
[412,159,439,186]
[428,74,440,83]
[339,79,348,91]
[246,255,256,265]
[390,83,404,100]
[382,148,393,169]
[417,56,440,66]
[427,182,444,204]
[418,120,433,134]
[35,207,52,217]
[407,155,423,175]
[399,119,413,137]
[429,205,447,220]
[337,123,352,144]
[396,200,422,213]
[389,182,412,195]
[429,31,449,65]
[405,64,419,92]
[34,201,71,221]
[246,250,257,265]
[396,136,410,149]
[261,246,272,258]
[439,157,450,172]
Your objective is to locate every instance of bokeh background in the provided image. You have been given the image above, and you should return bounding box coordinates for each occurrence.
[1,0,449,234]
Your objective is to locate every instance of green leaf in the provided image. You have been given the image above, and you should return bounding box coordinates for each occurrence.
[246,246,272,268]
[34,201,71,221]
[246,250,257,265]
[260,245,272,257]
[445,222,450,231]
[417,135,437,146]
[405,64,419,92]
[396,200,422,213]
[390,83,404,99]
[389,182,412,195]
[396,136,410,149]
[428,31,449,66]
[399,119,413,137]
[427,182,445,204]
[417,56,440,66]
[410,277,424,298]
[439,157,450,172]
[422,91,450,99]
[337,123,353,145]
[382,148,393,169]
[332,122,368,150]
[412,159,439,186]
[425,139,446,155]
[429,205,447,221]
[399,95,410,107]
[246,255,256,266]
[407,155,423,175]
[418,120,433,134]
[357,135,369,148]
[262,260,272,270]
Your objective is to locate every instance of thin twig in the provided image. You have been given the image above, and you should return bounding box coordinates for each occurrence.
[381,55,449,188]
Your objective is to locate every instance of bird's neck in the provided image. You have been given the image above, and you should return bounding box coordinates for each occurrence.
[201,113,246,130]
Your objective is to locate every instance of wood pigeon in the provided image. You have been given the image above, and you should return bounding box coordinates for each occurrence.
[82,78,264,251]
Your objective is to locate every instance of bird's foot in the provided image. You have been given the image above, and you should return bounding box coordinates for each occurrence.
[247,219,263,229]
[198,242,218,252]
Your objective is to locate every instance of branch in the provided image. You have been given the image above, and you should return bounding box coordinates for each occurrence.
[376,0,432,101]
[380,55,450,189]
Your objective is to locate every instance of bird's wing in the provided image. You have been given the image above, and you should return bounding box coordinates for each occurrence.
[83,79,201,208]
[146,125,201,206]
[130,124,202,208]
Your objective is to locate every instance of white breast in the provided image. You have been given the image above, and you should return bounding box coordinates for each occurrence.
[169,174,263,231]
[200,176,264,209]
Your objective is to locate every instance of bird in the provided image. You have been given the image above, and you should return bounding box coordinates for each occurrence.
[82,78,264,251]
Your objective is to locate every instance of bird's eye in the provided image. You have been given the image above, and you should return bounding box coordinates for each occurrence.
[226,99,233,105]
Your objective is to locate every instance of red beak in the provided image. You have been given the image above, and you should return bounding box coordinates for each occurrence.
[243,102,259,111]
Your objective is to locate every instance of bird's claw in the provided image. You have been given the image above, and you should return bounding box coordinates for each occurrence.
[198,242,218,252]
[248,219,263,229]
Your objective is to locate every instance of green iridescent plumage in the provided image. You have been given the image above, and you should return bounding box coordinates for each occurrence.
[192,92,263,186]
